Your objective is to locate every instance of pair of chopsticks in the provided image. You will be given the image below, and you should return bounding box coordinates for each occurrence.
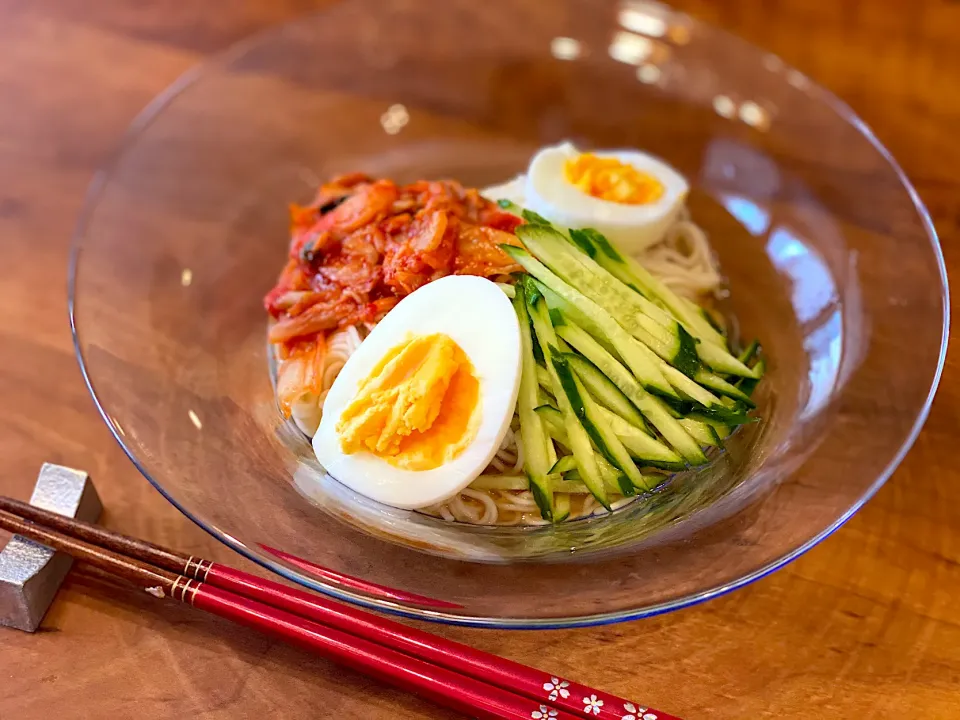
[0,497,677,720]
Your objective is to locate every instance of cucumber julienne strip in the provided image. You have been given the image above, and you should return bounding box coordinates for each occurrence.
[532,278,620,361]
[590,405,685,469]
[563,353,651,435]
[538,426,629,496]
[535,365,553,396]
[521,208,552,226]
[738,340,760,365]
[552,355,643,495]
[537,403,684,471]
[554,319,708,465]
[561,467,663,494]
[661,364,723,407]
[677,418,721,447]
[530,276,720,410]
[564,228,691,333]
[516,223,702,378]
[469,473,595,497]
[696,369,755,407]
[526,293,610,509]
[502,245,678,399]
[566,228,597,257]
[548,454,577,475]
[512,284,555,520]
[578,227,726,346]
[512,207,758,378]
[737,358,766,397]
[470,474,529,491]
[575,228,759,377]
[693,335,757,378]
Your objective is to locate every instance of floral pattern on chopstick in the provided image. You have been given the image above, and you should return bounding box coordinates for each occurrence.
[531,705,558,719]
[543,677,571,701]
[537,675,665,720]
[583,694,604,715]
[622,702,658,720]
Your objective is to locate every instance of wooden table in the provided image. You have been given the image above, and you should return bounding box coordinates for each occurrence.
[1,1,957,717]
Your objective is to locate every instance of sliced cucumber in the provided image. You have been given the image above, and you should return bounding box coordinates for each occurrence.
[566,227,597,256]
[554,478,590,494]
[591,404,686,469]
[533,279,620,358]
[541,420,632,496]
[738,340,760,366]
[548,454,577,475]
[661,364,724,408]
[693,337,757,377]
[536,388,556,409]
[553,492,571,521]
[501,245,678,399]
[467,472,591,500]
[512,284,555,520]
[536,365,553,395]
[555,320,707,465]
[737,357,765,397]
[553,355,646,494]
[574,227,758,377]
[527,294,610,509]
[538,389,686,471]
[677,418,722,447]
[566,229,681,330]
[562,353,649,433]
[545,423,559,466]
[562,468,658,495]
[469,475,529,491]
[700,303,727,337]
[496,282,516,298]
[516,224,701,377]
[567,465,628,496]
[577,227,726,346]
[688,401,752,425]
[695,369,756,407]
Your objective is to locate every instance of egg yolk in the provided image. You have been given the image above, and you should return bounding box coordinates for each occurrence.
[336,333,481,471]
[564,153,664,205]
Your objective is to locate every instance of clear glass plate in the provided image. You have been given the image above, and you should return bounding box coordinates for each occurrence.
[69,0,948,627]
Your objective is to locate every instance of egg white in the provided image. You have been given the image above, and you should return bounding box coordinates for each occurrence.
[480,174,526,207]
[313,275,521,510]
[522,141,689,254]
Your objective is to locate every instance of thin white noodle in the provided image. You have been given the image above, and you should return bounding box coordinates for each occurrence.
[639,209,721,298]
[285,209,720,525]
[449,493,483,524]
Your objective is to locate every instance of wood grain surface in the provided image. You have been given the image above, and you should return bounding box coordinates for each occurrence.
[1,1,958,718]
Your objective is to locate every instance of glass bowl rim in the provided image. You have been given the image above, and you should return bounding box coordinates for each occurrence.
[67,6,950,628]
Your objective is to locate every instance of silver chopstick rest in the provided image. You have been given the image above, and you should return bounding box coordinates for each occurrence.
[0,463,102,632]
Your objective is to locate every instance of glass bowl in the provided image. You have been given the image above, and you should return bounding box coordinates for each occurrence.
[69,0,948,627]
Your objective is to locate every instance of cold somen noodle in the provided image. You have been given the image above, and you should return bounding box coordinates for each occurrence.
[288,209,723,524]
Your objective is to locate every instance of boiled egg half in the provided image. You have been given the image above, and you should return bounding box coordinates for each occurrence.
[485,142,689,254]
[313,276,521,509]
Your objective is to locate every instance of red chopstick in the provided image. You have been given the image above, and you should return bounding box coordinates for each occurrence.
[0,507,578,720]
[257,542,463,608]
[0,497,680,720]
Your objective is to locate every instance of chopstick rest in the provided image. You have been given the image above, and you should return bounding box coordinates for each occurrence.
[0,463,103,631]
